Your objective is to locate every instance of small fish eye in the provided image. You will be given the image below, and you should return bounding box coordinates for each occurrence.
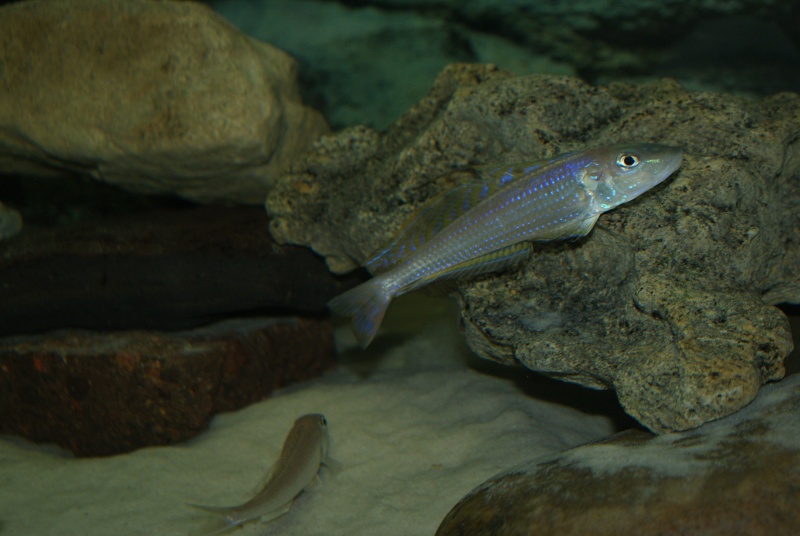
[321,417,328,426]
[616,153,640,168]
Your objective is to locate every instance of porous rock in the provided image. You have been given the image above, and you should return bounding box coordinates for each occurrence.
[266,63,799,432]
[0,317,335,457]
[0,0,329,204]
[436,373,800,536]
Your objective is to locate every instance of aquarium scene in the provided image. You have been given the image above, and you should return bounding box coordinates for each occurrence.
[0,0,799,534]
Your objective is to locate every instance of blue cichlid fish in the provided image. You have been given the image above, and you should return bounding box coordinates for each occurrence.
[330,143,683,348]
[188,414,337,533]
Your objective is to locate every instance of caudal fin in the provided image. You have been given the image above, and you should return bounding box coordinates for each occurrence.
[328,279,392,348]
[185,503,243,535]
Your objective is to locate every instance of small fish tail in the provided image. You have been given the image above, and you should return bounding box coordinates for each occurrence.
[185,503,245,534]
[328,278,392,348]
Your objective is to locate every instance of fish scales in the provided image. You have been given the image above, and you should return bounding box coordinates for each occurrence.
[411,158,591,271]
[330,143,683,348]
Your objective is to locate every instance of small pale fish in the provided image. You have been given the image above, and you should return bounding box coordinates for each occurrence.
[188,414,337,533]
[329,143,682,348]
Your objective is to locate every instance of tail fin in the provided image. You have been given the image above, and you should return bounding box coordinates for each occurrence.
[185,503,242,535]
[328,278,392,348]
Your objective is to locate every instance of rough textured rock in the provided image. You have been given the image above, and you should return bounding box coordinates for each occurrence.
[266,64,799,432]
[0,206,358,336]
[0,317,335,457]
[437,373,800,536]
[0,0,329,204]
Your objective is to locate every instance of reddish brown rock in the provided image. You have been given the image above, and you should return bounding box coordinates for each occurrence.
[437,374,800,536]
[0,206,359,336]
[0,316,334,457]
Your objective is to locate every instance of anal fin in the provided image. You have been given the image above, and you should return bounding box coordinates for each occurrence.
[410,242,532,291]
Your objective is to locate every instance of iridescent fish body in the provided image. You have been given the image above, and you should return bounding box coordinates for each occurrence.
[329,143,683,348]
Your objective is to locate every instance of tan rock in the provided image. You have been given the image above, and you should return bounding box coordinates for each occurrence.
[0,0,329,204]
[437,374,800,536]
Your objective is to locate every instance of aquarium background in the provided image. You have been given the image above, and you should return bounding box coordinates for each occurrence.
[206,0,800,130]
[0,1,798,535]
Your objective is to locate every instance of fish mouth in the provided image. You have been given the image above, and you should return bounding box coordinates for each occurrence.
[661,150,683,180]
[640,148,683,192]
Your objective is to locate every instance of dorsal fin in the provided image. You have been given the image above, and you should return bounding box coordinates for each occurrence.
[365,178,495,274]
[472,151,578,184]
[365,153,575,274]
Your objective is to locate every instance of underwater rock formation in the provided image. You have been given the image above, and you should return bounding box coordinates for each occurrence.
[437,373,800,536]
[0,206,348,456]
[267,63,799,433]
[0,207,355,336]
[0,317,334,457]
[0,0,329,204]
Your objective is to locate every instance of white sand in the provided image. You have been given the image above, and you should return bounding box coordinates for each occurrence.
[0,297,616,536]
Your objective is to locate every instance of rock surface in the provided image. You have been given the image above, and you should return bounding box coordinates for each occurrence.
[0,317,335,457]
[0,206,358,336]
[437,373,800,536]
[0,0,329,204]
[266,64,799,432]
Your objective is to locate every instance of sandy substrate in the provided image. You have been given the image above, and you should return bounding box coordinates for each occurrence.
[0,297,618,535]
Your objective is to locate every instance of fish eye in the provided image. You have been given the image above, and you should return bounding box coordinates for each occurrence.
[616,153,640,168]
[321,417,328,426]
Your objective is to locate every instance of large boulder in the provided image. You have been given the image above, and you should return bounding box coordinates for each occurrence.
[437,373,800,536]
[266,63,798,432]
[0,0,329,204]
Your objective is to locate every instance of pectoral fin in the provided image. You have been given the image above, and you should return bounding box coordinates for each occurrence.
[568,214,600,240]
[304,474,323,491]
[324,456,343,476]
